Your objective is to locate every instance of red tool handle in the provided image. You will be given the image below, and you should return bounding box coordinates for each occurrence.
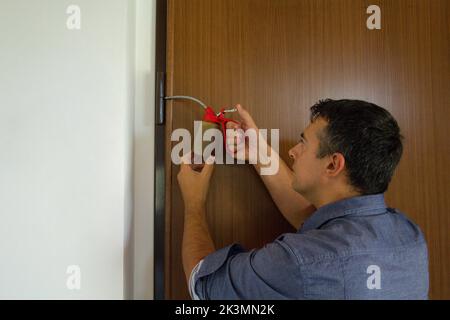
[202,106,240,155]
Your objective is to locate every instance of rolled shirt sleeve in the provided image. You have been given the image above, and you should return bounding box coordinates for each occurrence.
[190,236,305,300]
[189,259,204,300]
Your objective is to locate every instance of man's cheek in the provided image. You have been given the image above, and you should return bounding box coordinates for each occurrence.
[294,161,302,174]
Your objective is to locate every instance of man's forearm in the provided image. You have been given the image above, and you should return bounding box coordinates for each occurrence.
[254,146,315,229]
[182,205,216,284]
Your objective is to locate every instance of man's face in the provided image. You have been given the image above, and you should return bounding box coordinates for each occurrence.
[288,117,329,197]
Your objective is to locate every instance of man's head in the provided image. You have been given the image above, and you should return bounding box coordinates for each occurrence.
[288,99,403,206]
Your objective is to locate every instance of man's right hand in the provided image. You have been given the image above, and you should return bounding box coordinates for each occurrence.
[226,104,264,162]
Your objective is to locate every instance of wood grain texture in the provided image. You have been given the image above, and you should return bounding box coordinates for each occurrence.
[165,0,450,299]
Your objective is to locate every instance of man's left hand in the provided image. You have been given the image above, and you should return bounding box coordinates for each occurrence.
[177,153,216,212]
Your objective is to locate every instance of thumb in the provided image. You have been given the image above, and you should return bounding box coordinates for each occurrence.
[236,104,257,129]
[201,156,216,179]
[180,152,192,170]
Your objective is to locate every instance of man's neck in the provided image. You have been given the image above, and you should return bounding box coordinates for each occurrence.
[312,189,362,209]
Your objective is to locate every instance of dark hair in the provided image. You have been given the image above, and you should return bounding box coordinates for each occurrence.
[310,99,403,195]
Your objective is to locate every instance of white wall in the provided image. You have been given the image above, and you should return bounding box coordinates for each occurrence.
[0,0,155,299]
[133,0,156,300]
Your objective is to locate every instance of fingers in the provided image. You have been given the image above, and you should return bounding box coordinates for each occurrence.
[180,152,192,170]
[201,156,215,179]
[226,131,245,156]
[236,104,257,129]
[226,121,240,129]
[180,152,215,177]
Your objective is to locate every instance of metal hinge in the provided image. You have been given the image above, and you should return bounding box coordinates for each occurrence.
[155,72,165,125]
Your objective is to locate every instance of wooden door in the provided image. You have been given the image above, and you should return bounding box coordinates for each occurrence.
[162,0,450,299]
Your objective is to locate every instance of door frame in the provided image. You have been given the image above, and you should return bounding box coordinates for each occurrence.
[153,0,167,300]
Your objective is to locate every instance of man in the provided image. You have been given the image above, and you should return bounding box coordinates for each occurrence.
[177,99,429,299]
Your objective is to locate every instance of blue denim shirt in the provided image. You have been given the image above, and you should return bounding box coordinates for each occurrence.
[190,194,429,299]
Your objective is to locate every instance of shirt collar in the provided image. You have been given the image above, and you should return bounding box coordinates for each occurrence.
[300,193,387,233]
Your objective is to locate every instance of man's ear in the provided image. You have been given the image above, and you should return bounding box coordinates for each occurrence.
[325,153,346,177]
